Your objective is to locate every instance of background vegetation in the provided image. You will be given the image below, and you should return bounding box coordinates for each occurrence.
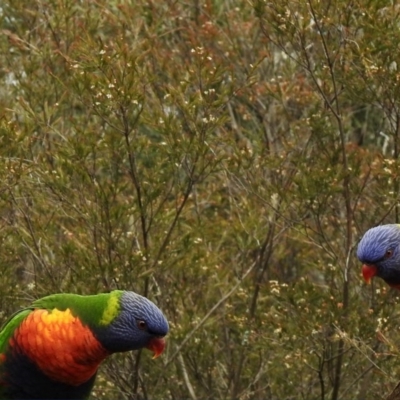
[0,0,399,399]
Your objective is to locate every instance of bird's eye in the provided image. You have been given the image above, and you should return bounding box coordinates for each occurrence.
[137,320,147,330]
[384,249,394,259]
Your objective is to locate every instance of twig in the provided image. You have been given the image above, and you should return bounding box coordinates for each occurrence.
[386,381,400,400]
[178,352,197,400]
[165,261,256,365]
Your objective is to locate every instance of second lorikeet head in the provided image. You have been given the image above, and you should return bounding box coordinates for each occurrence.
[357,224,400,289]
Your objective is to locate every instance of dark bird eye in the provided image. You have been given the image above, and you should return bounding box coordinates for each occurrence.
[137,320,147,330]
[384,249,394,259]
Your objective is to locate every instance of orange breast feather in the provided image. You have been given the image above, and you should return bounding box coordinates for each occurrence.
[10,309,109,386]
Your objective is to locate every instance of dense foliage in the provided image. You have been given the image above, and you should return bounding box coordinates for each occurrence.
[0,0,399,399]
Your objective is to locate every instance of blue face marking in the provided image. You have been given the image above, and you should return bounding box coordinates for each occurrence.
[120,291,169,338]
[357,224,400,283]
[357,225,400,264]
[93,291,169,353]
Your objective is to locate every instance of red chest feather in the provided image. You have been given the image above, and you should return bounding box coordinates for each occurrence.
[9,309,109,386]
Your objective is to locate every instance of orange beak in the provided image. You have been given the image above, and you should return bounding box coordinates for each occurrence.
[362,264,378,284]
[146,337,166,359]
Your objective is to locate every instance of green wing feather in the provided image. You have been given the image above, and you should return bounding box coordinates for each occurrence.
[0,309,32,354]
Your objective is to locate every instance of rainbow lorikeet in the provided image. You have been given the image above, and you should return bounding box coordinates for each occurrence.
[0,290,168,399]
[357,224,400,289]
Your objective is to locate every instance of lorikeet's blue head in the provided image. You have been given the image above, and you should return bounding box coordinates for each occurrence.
[94,291,169,356]
[357,224,400,288]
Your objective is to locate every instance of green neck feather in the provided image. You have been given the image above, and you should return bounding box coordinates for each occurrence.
[0,310,31,353]
[32,290,123,327]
